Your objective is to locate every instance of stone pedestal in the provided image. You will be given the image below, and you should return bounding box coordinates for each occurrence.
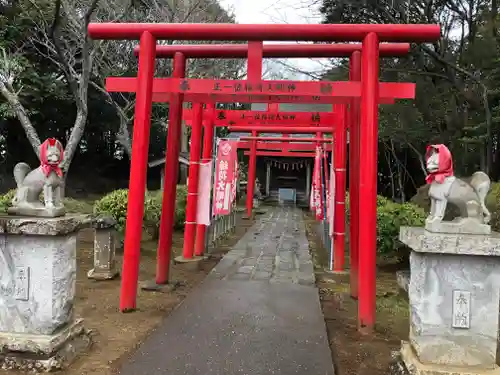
[0,214,92,371]
[393,226,500,375]
[87,215,119,281]
[425,217,491,235]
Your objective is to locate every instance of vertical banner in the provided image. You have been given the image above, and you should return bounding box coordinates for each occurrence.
[309,181,315,211]
[310,149,319,212]
[231,160,238,205]
[329,153,335,237]
[213,139,238,215]
[196,160,213,225]
[313,146,324,221]
[324,150,330,219]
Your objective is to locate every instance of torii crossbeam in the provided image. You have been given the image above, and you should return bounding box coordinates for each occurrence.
[105,77,415,103]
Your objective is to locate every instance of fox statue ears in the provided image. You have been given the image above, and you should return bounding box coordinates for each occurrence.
[39,138,64,166]
[425,144,454,184]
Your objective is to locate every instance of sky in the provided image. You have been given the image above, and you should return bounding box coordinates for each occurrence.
[218,0,331,81]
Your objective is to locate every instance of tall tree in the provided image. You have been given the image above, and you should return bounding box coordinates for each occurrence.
[320,0,500,181]
[0,0,108,172]
[0,0,244,173]
[92,0,244,158]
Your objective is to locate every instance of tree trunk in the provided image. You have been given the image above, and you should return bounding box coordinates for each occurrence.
[116,117,133,158]
[61,109,87,172]
[0,82,41,157]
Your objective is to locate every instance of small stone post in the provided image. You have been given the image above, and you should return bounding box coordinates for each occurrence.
[87,215,119,280]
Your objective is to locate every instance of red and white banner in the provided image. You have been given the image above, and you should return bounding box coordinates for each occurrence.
[324,150,330,219]
[329,154,335,236]
[231,159,238,205]
[309,162,316,212]
[312,146,324,221]
[213,139,238,216]
[196,160,213,225]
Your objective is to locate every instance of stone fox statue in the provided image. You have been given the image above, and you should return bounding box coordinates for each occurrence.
[425,144,490,224]
[11,138,65,215]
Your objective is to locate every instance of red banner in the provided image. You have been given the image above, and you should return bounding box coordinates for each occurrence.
[312,146,324,221]
[213,140,238,215]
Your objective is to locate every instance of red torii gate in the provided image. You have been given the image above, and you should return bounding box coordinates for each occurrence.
[184,109,337,126]
[106,42,384,298]
[237,141,333,151]
[238,137,330,167]
[230,126,334,133]
[120,43,411,291]
[246,151,315,157]
[236,136,330,218]
[108,77,414,233]
[113,67,416,226]
[240,136,332,142]
[119,42,411,284]
[88,22,440,333]
[140,42,411,57]
[134,42,408,106]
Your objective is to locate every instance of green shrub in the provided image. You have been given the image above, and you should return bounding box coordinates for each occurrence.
[485,182,500,232]
[145,186,187,238]
[93,186,189,235]
[345,194,425,261]
[93,189,130,232]
[0,189,16,213]
[376,200,425,259]
[173,185,188,229]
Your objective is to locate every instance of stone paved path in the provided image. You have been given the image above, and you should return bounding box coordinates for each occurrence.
[119,206,335,375]
[208,206,315,285]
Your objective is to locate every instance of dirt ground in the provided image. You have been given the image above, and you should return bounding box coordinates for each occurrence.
[303,212,409,375]
[49,214,255,375]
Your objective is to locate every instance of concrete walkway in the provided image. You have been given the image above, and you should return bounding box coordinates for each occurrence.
[119,207,335,375]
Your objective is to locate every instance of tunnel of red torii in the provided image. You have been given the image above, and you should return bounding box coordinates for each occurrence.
[106,41,411,300]
[90,22,441,333]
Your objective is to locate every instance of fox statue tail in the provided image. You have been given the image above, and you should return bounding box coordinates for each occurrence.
[13,162,30,187]
[470,171,491,224]
[11,162,31,205]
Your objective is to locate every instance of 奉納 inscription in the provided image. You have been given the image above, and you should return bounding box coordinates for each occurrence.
[452,290,471,329]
